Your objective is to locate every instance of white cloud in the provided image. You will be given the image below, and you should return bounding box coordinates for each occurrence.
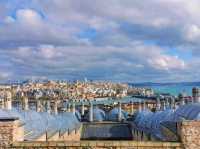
[0,0,200,82]
[184,25,200,42]
[16,9,43,26]
[148,55,185,71]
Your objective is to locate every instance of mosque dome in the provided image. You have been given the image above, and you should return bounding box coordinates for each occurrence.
[134,109,153,130]
[85,106,106,122]
[172,103,200,121]
[107,107,128,121]
[0,108,81,141]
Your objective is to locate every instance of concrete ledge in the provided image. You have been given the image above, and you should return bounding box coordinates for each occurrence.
[11,141,183,148]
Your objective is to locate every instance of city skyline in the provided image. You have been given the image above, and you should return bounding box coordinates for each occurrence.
[0,0,200,82]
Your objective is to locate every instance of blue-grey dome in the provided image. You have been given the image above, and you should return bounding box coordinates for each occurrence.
[133,108,175,140]
[85,107,106,122]
[172,103,200,121]
[93,107,106,122]
[149,109,174,139]
[0,108,81,141]
[107,107,128,121]
[134,109,153,130]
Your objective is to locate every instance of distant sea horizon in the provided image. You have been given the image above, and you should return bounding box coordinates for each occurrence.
[129,82,200,96]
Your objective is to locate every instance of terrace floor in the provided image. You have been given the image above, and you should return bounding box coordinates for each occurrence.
[81,122,133,140]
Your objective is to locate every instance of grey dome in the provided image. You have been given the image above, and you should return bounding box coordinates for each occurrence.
[85,107,106,122]
[107,107,128,121]
[172,103,200,121]
[0,108,80,140]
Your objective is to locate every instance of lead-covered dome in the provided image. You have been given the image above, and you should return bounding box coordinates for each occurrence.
[107,107,128,121]
[85,107,106,122]
[172,103,200,121]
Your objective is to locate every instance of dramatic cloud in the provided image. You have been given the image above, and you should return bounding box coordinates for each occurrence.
[0,0,199,82]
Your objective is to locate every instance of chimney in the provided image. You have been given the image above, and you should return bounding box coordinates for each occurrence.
[179,93,185,106]
[143,101,146,110]
[46,100,51,114]
[54,100,58,115]
[162,101,166,110]
[1,98,5,109]
[22,92,29,111]
[36,99,41,112]
[5,91,12,110]
[156,97,161,111]
[170,97,175,109]
[131,101,134,115]
[72,102,76,115]
[138,101,142,112]
[67,103,71,112]
[165,98,169,108]
[192,87,200,103]
[81,102,85,116]
[118,102,122,122]
[89,102,93,122]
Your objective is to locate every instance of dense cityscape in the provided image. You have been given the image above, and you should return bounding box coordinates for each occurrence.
[0,79,199,149]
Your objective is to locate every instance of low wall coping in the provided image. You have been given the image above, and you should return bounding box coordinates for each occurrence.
[11,141,182,147]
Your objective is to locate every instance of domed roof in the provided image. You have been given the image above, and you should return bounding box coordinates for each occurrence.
[172,103,200,121]
[0,108,81,140]
[94,107,106,122]
[133,103,200,140]
[133,108,175,140]
[85,107,106,122]
[149,109,174,138]
[107,107,128,121]
[134,109,153,130]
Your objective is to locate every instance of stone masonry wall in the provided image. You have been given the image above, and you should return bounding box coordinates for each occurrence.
[60,127,81,141]
[10,141,183,149]
[0,119,23,147]
[179,121,200,149]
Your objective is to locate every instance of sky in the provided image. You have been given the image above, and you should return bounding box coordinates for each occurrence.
[0,0,200,83]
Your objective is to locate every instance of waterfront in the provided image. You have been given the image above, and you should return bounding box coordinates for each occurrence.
[131,83,200,96]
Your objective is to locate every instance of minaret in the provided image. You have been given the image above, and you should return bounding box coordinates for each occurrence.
[118,102,122,122]
[89,102,93,122]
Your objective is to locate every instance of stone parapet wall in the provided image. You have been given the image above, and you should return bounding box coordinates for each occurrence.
[10,141,182,149]
[178,121,200,149]
[62,127,81,141]
[0,121,14,147]
[0,119,23,147]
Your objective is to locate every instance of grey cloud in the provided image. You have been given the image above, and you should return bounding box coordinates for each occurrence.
[0,0,200,82]
[0,42,185,82]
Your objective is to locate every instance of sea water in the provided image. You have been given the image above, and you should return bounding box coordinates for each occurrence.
[131,83,200,96]
[149,85,200,96]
